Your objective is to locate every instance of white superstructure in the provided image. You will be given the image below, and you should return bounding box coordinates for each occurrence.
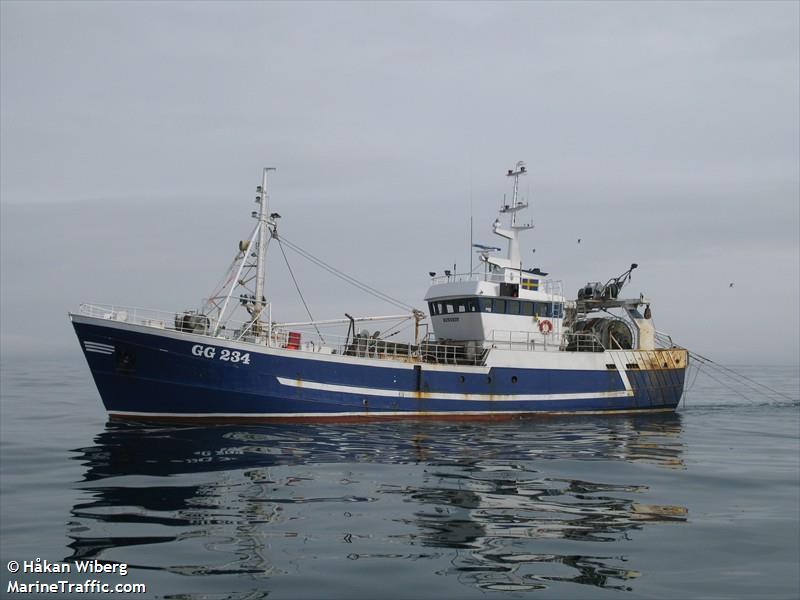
[425,162,568,348]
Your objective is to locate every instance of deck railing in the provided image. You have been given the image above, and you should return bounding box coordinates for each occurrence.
[655,331,677,348]
[429,271,563,290]
[78,303,678,364]
[78,303,258,342]
[429,272,506,285]
[77,304,488,365]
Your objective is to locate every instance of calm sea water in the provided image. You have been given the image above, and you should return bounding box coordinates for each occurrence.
[1,354,798,599]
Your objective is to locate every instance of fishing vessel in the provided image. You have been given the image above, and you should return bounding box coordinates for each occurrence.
[70,162,688,422]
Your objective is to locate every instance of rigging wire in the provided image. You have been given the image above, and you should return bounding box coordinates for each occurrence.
[349,315,411,339]
[281,237,413,312]
[688,351,795,402]
[276,234,415,313]
[690,361,754,403]
[276,238,325,343]
[382,318,416,340]
[681,361,704,406]
[378,316,414,338]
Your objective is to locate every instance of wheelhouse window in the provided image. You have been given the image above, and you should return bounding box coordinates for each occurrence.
[533,302,552,318]
[430,297,564,318]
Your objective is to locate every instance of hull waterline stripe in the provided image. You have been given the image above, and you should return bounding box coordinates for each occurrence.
[85,348,114,354]
[108,408,673,419]
[276,376,632,401]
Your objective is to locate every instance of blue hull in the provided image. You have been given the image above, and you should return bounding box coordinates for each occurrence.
[72,317,686,421]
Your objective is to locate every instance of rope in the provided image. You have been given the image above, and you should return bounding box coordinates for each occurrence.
[276,238,325,344]
[382,318,416,340]
[681,361,703,407]
[378,316,414,338]
[689,351,795,402]
[276,234,415,312]
[693,362,754,403]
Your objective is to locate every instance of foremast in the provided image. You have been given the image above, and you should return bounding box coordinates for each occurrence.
[202,167,421,341]
[253,167,276,325]
[203,168,277,337]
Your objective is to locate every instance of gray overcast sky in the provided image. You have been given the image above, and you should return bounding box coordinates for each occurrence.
[1,1,798,364]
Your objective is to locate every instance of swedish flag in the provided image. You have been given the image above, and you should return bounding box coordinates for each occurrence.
[521,278,539,291]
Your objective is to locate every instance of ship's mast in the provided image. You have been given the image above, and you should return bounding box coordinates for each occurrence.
[491,161,532,268]
[509,162,522,228]
[254,167,275,321]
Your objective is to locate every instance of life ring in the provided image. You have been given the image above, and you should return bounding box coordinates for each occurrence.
[538,319,553,334]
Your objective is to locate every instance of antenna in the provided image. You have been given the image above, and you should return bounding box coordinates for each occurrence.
[469,154,473,273]
[506,160,526,228]
[469,214,473,273]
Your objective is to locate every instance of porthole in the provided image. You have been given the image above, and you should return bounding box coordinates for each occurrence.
[487,376,492,384]
[459,375,465,383]
[511,376,518,384]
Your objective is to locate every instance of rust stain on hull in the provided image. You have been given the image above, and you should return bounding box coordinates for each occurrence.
[627,348,688,371]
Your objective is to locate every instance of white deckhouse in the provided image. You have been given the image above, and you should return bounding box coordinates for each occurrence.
[425,162,566,350]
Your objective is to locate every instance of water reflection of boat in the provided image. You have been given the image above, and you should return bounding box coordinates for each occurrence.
[68,416,687,595]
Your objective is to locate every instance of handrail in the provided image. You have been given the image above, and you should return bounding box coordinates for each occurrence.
[561,331,606,352]
[78,303,635,362]
[430,272,506,285]
[429,272,565,297]
[267,328,487,365]
[234,304,269,342]
[76,303,486,364]
[78,303,261,343]
[655,330,678,349]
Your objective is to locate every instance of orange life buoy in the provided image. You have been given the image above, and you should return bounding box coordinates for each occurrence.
[538,319,553,334]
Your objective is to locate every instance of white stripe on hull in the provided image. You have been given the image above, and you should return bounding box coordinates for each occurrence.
[84,341,115,355]
[276,376,632,401]
[84,341,114,349]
